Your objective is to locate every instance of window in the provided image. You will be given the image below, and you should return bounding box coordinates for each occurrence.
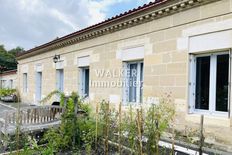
[56,69,64,92]
[23,73,28,93]
[1,80,6,89]
[35,72,42,102]
[123,61,143,104]
[189,52,230,115]
[9,79,13,89]
[79,67,89,98]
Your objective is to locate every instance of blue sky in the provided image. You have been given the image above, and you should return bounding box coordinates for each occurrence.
[0,0,151,50]
[106,1,150,18]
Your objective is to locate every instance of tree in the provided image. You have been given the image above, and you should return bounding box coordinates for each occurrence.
[0,45,24,72]
[8,46,24,56]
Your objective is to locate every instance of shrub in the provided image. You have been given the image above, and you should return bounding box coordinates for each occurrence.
[41,91,101,154]
[144,93,175,154]
[0,88,16,97]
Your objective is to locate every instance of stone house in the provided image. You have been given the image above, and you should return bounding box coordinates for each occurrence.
[0,70,17,89]
[16,0,232,151]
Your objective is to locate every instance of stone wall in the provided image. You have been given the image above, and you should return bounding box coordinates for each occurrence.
[17,0,232,151]
[0,72,17,89]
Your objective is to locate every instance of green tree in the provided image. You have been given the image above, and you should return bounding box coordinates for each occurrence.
[8,46,24,56]
[0,45,24,72]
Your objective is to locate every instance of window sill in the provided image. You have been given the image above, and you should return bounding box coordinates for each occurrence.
[122,102,145,109]
[191,110,228,117]
[186,113,230,127]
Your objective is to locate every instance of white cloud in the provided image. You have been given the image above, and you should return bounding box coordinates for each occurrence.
[0,0,149,50]
[81,0,132,25]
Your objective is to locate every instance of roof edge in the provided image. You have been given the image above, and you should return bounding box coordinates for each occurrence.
[0,69,17,76]
[17,0,220,60]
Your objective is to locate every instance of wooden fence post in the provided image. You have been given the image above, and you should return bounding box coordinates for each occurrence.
[137,109,143,155]
[104,102,109,155]
[118,102,122,155]
[199,115,204,155]
[73,95,78,147]
[95,101,99,153]
[155,119,159,155]
[171,124,175,155]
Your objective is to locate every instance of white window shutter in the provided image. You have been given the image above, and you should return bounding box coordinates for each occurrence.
[56,70,60,90]
[23,73,28,93]
[228,50,232,118]
[136,63,141,103]
[189,55,196,113]
[60,70,64,92]
[122,62,129,105]
[82,69,85,97]
[78,68,82,96]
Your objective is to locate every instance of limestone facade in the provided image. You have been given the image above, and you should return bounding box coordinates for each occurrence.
[0,70,17,89]
[17,0,232,151]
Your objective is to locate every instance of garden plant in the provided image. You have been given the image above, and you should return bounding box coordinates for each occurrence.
[0,91,181,155]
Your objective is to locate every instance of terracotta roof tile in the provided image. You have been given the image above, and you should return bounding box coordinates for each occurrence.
[0,69,17,76]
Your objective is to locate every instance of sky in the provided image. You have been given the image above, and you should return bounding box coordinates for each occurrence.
[0,0,152,50]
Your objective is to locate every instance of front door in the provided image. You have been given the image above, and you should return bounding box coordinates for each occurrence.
[35,72,42,103]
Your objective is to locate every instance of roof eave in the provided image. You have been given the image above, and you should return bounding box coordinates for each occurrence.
[17,0,220,60]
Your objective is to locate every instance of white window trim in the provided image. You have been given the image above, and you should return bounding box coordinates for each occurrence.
[9,79,13,89]
[189,51,231,117]
[122,60,143,105]
[23,73,28,93]
[79,67,89,99]
[56,69,64,92]
[1,80,6,89]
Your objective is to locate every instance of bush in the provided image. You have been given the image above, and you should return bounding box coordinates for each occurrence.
[0,88,16,97]
[18,91,175,154]
[41,91,101,154]
[144,93,175,154]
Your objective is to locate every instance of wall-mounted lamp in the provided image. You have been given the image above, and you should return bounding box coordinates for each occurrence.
[53,54,60,63]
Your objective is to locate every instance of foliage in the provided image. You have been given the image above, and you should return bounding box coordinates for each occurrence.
[42,95,76,151]
[0,88,16,97]
[77,116,97,153]
[39,90,65,106]
[0,45,23,71]
[8,46,24,57]
[10,92,176,154]
[144,93,175,154]
[122,105,137,153]
[6,133,29,153]
[41,91,100,154]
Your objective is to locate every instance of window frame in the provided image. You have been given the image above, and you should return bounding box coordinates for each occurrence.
[9,79,13,89]
[23,73,28,93]
[123,60,144,105]
[79,67,90,98]
[189,51,231,117]
[56,69,64,92]
[1,80,6,89]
